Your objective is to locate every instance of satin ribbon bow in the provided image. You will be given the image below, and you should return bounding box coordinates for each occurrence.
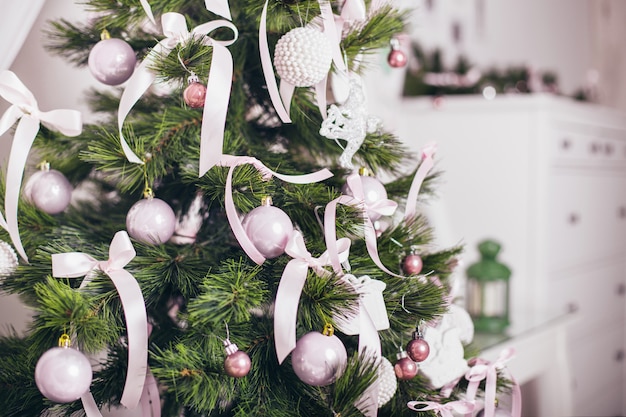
[259,0,347,124]
[0,70,82,263]
[464,348,522,417]
[407,400,475,417]
[118,12,238,176]
[51,231,148,412]
[218,154,333,265]
[404,143,436,221]
[139,0,233,25]
[274,230,350,364]
[324,171,399,277]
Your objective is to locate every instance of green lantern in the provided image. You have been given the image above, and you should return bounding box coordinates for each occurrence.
[466,239,511,333]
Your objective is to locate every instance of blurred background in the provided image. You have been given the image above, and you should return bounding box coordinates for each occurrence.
[1,1,626,415]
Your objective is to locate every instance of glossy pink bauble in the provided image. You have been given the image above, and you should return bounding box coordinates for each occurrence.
[387,49,407,68]
[35,347,93,403]
[402,253,423,275]
[343,176,388,221]
[242,205,293,258]
[126,198,177,244]
[291,331,347,386]
[406,337,430,362]
[183,82,207,108]
[24,170,72,214]
[394,351,418,380]
[88,38,136,86]
[224,350,251,378]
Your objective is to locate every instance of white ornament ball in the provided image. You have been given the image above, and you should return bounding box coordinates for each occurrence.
[242,204,293,259]
[34,347,93,403]
[377,357,398,407]
[291,331,348,386]
[274,27,333,87]
[342,176,389,221]
[23,170,73,214]
[126,197,177,245]
[88,38,136,86]
[0,241,18,276]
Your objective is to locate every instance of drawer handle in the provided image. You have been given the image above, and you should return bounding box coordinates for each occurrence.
[567,302,579,313]
[605,143,614,155]
[619,207,626,219]
[568,213,580,225]
[561,139,571,150]
[617,283,626,296]
[590,142,602,154]
[616,350,624,362]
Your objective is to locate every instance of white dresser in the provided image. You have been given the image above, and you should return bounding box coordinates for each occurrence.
[386,94,626,416]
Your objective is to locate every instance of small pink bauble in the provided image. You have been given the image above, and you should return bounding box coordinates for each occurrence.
[224,350,252,378]
[35,347,93,403]
[406,337,430,362]
[242,205,293,258]
[343,176,389,221]
[291,331,347,386]
[387,49,407,68]
[88,38,136,86]
[24,169,73,214]
[183,82,207,108]
[393,351,418,380]
[126,197,177,244]
[402,253,423,275]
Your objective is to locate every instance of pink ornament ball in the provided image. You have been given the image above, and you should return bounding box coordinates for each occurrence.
[406,337,430,362]
[394,351,418,380]
[88,38,136,86]
[402,253,423,275]
[291,331,347,386]
[24,169,73,214]
[387,49,407,68]
[224,350,252,378]
[343,176,389,221]
[35,347,93,403]
[242,205,293,259]
[183,82,207,108]
[126,197,177,245]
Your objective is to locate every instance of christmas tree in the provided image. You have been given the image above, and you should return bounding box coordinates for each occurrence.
[0,1,518,416]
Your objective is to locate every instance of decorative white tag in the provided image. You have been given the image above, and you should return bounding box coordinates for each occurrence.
[418,304,475,388]
[419,326,469,389]
[335,274,390,335]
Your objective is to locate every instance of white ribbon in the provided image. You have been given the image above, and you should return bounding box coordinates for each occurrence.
[117,12,238,176]
[139,0,232,24]
[0,70,82,262]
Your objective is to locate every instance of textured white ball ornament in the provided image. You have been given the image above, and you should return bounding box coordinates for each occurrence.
[377,357,398,407]
[0,241,18,276]
[274,27,333,87]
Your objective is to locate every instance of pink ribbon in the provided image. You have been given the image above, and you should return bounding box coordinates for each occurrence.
[258,0,291,123]
[341,275,387,417]
[0,70,82,262]
[324,172,399,277]
[51,231,148,410]
[404,143,436,221]
[464,348,522,417]
[407,400,475,417]
[117,12,238,176]
[139,0,232,25]
[274,230,351,364]
[218,155,333,265]
[340,0,367,22]
[138,0,156,25]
